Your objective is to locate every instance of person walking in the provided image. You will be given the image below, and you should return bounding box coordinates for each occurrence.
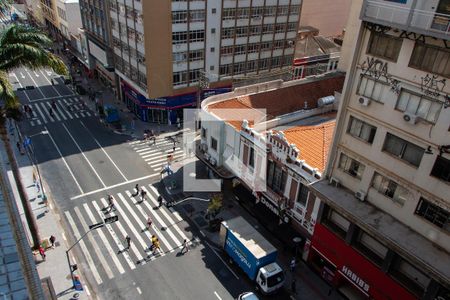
[140,189,147,203]
[106,195,116,212]
[152,238,161,255]
[38,246,46,261]
[49,235,56,248]
[132,184,139,196]
[290,258,296,272]
[125,236,131,251]
[180,239,190,254]
[146,216,152,230]
[49,107,54,117]
[157,195,163,207]
[51,100,57,111]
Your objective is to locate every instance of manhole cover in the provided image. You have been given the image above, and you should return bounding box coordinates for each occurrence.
[194,216,208,227]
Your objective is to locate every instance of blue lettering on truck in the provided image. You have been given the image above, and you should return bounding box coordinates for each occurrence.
[224,230,259,280]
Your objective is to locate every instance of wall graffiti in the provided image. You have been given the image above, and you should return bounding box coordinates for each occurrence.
[361,57,401,95]
[420,74,446,98]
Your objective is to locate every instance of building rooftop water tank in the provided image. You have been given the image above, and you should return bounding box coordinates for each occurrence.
[318,95,335,107]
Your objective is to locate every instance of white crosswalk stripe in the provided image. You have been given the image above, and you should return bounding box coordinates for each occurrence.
[25,96,93,126]
[63,185,193,285]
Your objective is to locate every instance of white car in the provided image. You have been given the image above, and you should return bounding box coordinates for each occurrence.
[237,292,260,300]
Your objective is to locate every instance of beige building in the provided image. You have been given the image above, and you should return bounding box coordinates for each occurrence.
[308,0,450,299]
[299,0,352,37]
[108,0,301,125]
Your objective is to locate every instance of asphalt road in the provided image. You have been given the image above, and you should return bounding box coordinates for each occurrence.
[12,66,251,300]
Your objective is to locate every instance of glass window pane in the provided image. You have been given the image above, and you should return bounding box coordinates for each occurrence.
[422,47,437,72]
[372,82,384,102]
[330,211,350,231]
[384,134,404,156]
[360,232,388,258]
[416,99,431,119]
[360,124,373,141]
[427,102,442,123]
[396,91,409,111]
[403,143,424,166]
[358,77,367,95]
[393,185,408,205]
[365,79,375,98]
[405,94,420,114]
[372,173,382,190]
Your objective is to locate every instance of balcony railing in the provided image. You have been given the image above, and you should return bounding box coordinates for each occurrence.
[362,0,449,38]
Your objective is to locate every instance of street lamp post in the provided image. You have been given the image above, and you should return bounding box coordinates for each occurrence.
[66,216,118,288]
[23,131,48,202]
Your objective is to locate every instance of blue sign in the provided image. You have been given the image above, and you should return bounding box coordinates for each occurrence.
[23,137,31,148]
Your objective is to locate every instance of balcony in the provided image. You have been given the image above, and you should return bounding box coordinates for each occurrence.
[361,0,449,40]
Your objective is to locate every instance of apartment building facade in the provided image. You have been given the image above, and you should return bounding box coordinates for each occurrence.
[56,0,82,41]
[108,0,301,125]
[79,0,115,87]
[308,1,450,299]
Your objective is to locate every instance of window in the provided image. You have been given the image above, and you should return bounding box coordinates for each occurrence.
[275,23,286,33]
[367,32,402,61]
[211,28,216,34]
[277,5,289,16]
[409,42,450,77]
[246,60,257,72]
[222,8,235,20]
[235,45,246,55]
[390,258,430,297]
[267,161,287,194]
[221,28,234,38]
[219,64,232,76]
[173,71,188,85]
[264,6,276,17]
[247,43,260,53]
[189,30,205,42]
[189,49,204,61]
[271,56,282,68]
[347,116,377,143]
[396,89,442,123]
[415,197,450,230]
[236,27,248,37]
[262,24,274,34]
[211,137,218,151]
[323,208,351,239]
[172,31,187,44]
[383,133,424,167]
[172,11,188,23]
[209,65,214,71]
[212,8,216,14]
[220,46,234,56]
[338,153,365,179]
[353,230,388,267]
[430,155,450,182]
[372,172,409,206]
[296,183,309,206]
[210,47,215,52]
[236,8,250,19]
[249,147,255,169]
[249,25,261,35]
[173,52,187,62]
[189,10,205,22]
[357,76,389,103]
[201,127,206,138]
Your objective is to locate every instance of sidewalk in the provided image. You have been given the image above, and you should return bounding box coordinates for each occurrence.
[162,158,345,300]
[3,122,91,300]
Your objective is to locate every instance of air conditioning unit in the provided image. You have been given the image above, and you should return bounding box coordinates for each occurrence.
[355,190,366,201]
[403,113,418,124]
[210,157,216,166]
[358,97,370,106]
[201,143,208,152]
[329,177,340,187]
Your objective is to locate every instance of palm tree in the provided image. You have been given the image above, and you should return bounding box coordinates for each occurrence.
[0,24,68,249]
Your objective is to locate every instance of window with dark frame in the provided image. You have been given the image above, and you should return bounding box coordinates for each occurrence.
[430,155,450,182]
[415,197,450,231]
[357,75,389,103]
[201,127,206,138]
[347,116,377,144]
[409,42,450,77]
[383,133,425,167]
[390,257,430,297]
[296,183,309,206]
[396,89,442,124]
[367,32,402,61]
[211,137,217,151]
[371,172,409,206]
[338,153,365,179]
[249,147,255,169]
[323,207,351,239]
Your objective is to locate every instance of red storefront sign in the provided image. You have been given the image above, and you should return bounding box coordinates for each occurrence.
[309,224,417,300]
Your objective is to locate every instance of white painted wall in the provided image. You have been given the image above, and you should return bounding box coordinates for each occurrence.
[205,0,222,82]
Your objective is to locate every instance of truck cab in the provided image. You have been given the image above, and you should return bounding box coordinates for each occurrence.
[256,262,285,294]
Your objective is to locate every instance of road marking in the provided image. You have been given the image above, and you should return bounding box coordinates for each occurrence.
[214,291,222,300]
[24,68,46,98]
[85,285,90,296]
[92,200,136,269]
[40,70,62,96]
[80,121,128,181]
[123,191,172,255]
[70,173,159,200]
[62,232,67,241]
[33,70,39,77]
[19,72,25,79]
[64,211,103,285]
[205,240,239,280]
[136,287,142,294]
[106,196,153,260]
[62,98,80,118]
[10,72,31,102]
[83,203,125,275]
[146,185,189,242]
[32,102,49,123]
[74,206,114,279]
[45,126,84,194]
[44,102,62,122]
[62,123,107,188]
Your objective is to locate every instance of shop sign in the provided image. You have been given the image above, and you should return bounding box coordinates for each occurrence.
[146,98,167,106]
[341,265,370,293]
[260,197,279,216]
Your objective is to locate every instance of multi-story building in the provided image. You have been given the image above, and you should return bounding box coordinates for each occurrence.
[79,0,115,87]
[39,0,60,37]
[56,0,82,41]
[108,0,301,125]
[308,1,450,299]
[199,72,344,249]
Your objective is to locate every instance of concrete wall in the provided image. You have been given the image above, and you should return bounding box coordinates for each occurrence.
[300,0,352,37]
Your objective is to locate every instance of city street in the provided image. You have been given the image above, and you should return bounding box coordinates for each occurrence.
[11,66,251,299]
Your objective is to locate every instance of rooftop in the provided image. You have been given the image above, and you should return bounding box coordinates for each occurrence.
[295,35,341,59]
[206,73,345,130]
[275,115,336,172]
[311,180,450,287]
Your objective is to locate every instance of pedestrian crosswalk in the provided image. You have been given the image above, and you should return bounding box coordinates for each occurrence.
[24,96,93,127]
[129,135,186,171]
[63,183,195,285]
